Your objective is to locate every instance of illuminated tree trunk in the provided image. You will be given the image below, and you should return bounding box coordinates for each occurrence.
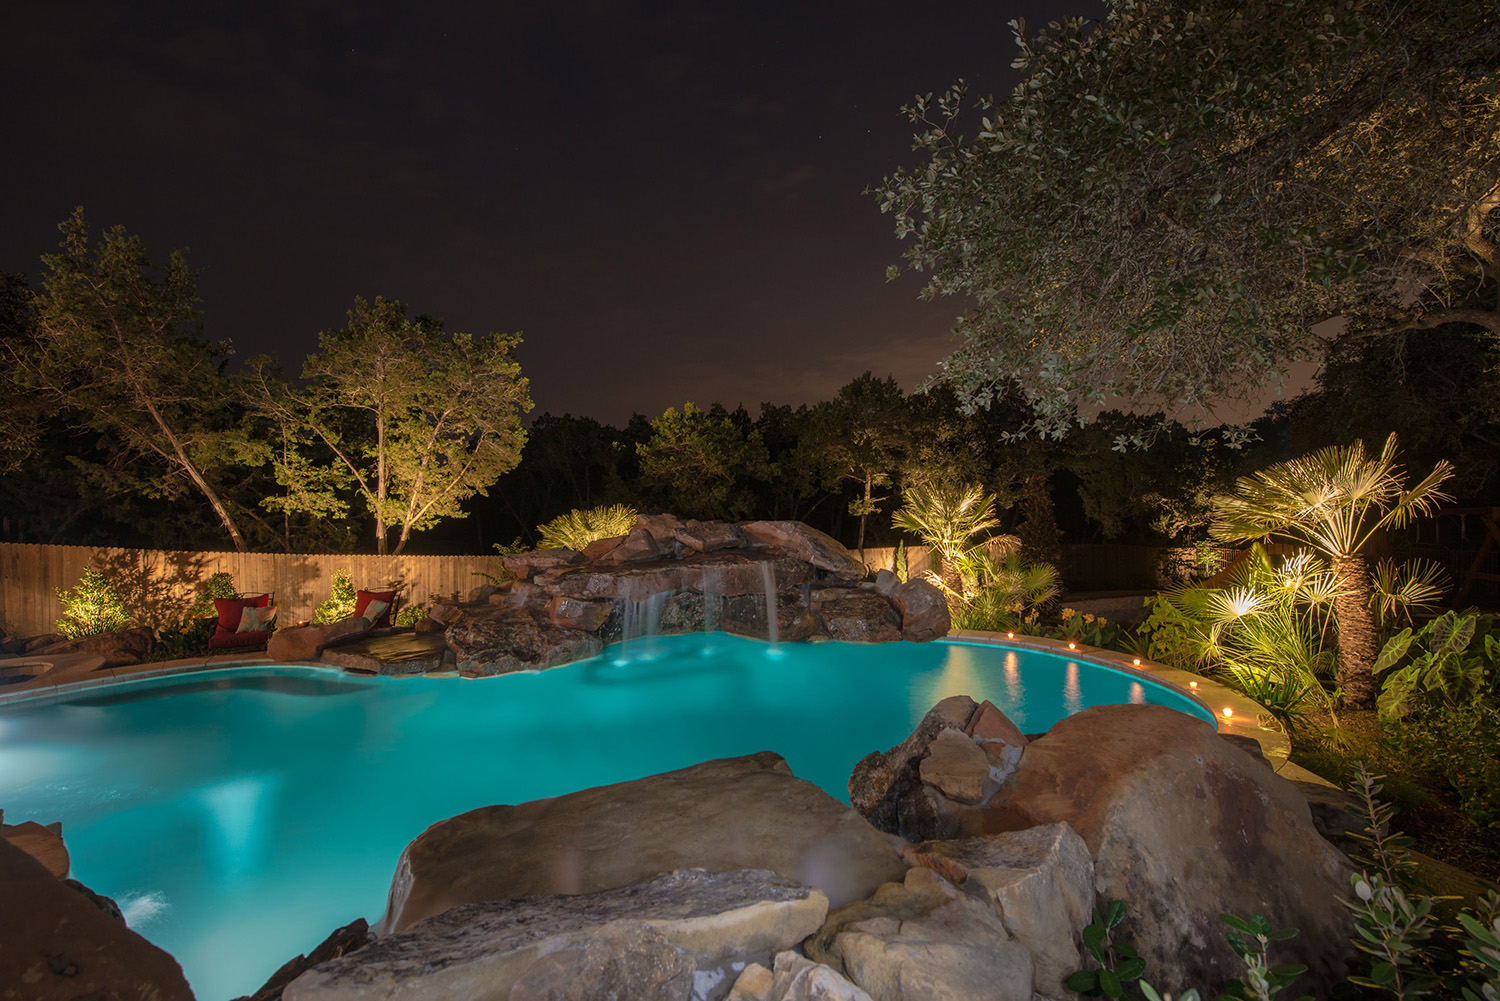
[1331,553,1380,709]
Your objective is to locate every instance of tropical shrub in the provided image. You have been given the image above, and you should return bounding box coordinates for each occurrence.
[394,603,427,628]
[892,482,1007,597]
[313,570,357,624]
[536,504,639,551]
[1385,703,1500,830]
[55,569,130,638]
[1374,609,1500,718]
[950,552,1060,633]
[1053,607,1125,650]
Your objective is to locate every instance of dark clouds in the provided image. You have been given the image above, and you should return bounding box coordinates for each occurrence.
[1,0,1092,423]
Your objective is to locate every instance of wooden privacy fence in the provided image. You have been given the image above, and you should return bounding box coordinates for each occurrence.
[0,543,505,638]
[857,542,1180,592]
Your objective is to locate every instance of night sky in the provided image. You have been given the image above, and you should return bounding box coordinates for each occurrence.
[2,0,1091,425]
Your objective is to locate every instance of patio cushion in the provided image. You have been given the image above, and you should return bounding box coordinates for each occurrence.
[355,589,397,628]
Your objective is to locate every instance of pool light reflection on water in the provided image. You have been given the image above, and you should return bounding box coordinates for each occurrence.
[0,633,1211,1000]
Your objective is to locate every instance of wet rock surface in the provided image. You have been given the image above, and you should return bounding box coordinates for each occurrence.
[268,616,372,662]
[445,605,603,677]
[287,869,826,1001]
[318,631,449,676]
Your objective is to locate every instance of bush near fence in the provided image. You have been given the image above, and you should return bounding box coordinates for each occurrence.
[0,543,505,639]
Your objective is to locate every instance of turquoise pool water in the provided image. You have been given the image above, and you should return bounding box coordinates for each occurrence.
[0,634,1212,999]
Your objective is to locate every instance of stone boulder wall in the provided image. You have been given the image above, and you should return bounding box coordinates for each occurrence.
[981,703,1358,994]
[380,752,906,934]
[806,866,1034,1001]
[442,516,948,674]
[445,605,603,677]
[729,951,876,1001]
[0,836,194,1001]
[288,869,826,1001]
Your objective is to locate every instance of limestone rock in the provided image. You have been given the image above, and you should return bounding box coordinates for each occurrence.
[968,700,1027,779]
[238,918,372,1001]
[381,752,904,933]
[289,869,825,1001]
[806,867,1033,1001]
[889,580,951,642]
[817,593,902,643]
[427,602,465,626]
[20,632,64,653]
[2,819,68,878]
[446,605,603,677]
[871,570,898,597]
[919,823,1094,996]
[465,583,497,604]
[544,562,688,602]
[501,547,587,580]
[729,952,876,1001]
[492,580,548,610]
[547,594,613,631]
[31,627,154,668]
[849,695,980,840]
[740,521,867,580]
[918,730,988,805]
[675,519,747,553]
[983,703,1357,994]
[635,512,686,544]
[0,836,194,1001]
[593,527,665,566]
[319,632,448,676]
[268,616,373,663]
[412,614,444,634]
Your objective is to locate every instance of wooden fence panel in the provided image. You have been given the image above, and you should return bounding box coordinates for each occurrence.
[0,543,505,638]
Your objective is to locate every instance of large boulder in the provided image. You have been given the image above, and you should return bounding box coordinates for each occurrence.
[889,580,950,642]
[724,588,823,643]
[445,605,603,676]
[675,519,748,553]
[740,521,867,580]
[30,627,154,668]
[380,752,905,933]
[982,703,1357,994]
[0,836,194,1001]
[268,616,373,663]
[547,594,613,632]
[806,866,1033,1001]
[589,527,664,566]
[817,593,903,643]
[917,823,1094,997]
[318,632,448,676]
[287,869,826,1001]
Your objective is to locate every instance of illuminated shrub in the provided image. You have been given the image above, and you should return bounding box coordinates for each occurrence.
[55,569,131,638]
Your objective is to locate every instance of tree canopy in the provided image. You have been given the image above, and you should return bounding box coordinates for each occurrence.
[250,296,532,555]
[877,0,1500,438]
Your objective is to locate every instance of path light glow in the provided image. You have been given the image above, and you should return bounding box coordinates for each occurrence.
[1132,658,1141,665]
[1006,631,1014,638]
[1222,706,1234,719]
[1067,642,1076,650]
[1189,681,1198,688]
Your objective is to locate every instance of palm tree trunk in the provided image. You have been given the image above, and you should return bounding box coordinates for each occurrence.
[1331,553,1381,709]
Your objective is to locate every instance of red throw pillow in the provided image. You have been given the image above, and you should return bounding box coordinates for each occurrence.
[354,589,397,627]
[213,594,271,636]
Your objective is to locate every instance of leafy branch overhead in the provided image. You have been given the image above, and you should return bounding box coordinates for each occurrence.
[877,0,1500,437]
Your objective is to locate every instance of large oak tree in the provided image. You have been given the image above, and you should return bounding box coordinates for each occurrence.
[878,0,1500,437]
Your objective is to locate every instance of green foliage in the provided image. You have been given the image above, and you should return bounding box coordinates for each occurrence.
[1067,900,1147,998]
[636,402,773,520]
[313,570,357,624]
[188,571,239,621]
[54,569,130,638]
[1386,704,1500,829]
[1370,559,1449,631]
[10,210,255,549]
[1376,610,1500,719]
[1054,607,1123,649]
[893,541,908,584]
[876,0,1500,433]
[1454,898,1500,1001]
[892,482,1005,595]
[797,373,911,549]
[394,604,427,628]
[537,504,639,551]
[250,295,532,555]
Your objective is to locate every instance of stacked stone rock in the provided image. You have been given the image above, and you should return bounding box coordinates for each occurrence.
[436,516,951,678]
[260,702,1359,1001]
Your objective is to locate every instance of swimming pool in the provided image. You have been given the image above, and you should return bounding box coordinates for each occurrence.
[0,633,1212,999]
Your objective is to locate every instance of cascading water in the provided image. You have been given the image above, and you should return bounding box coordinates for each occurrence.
[759,561,779,648]
[616,589,671,664]
[700,566,723,636]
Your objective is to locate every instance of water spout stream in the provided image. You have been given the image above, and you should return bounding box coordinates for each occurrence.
[759,562,779,648]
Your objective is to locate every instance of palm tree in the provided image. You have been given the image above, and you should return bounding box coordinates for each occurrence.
[1211,434,1452,708]
[892,482,1005,597]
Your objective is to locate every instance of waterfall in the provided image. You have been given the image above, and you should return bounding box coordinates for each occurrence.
[759,562,779,648]
[701,565,722,635]
[616,589,671,663]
